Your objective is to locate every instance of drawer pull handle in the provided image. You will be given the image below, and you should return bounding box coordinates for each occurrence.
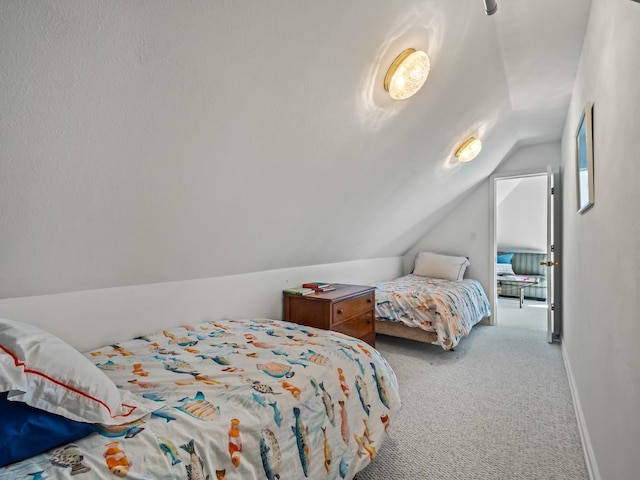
[366,298,372,303]
[337,309,343,314]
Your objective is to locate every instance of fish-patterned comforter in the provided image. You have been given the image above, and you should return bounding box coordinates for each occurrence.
[375,274,491,350]
[1,318,399,479]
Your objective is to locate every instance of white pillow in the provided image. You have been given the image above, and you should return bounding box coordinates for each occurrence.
[0,317,157,425]
[496,263,515,275]
[413,252,470,281]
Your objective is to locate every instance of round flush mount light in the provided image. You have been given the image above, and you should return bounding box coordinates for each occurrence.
[455,137,483,163]
[383,48,431,100]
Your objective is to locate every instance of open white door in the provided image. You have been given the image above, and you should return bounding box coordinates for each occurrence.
[490,168,561,333]
[545,168,560,343]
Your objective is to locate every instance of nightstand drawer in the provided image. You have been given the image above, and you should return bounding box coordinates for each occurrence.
[333,311,374,340]
[333,293,374,322]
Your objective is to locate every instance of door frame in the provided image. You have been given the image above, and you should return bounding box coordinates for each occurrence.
[488,168,550,326]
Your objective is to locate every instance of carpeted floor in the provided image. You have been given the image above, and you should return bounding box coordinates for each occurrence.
[356,299,589,479]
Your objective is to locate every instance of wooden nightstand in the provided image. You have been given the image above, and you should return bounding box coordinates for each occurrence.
[283,284,376,346]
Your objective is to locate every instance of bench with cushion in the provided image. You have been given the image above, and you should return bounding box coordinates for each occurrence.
[496,251,547,301]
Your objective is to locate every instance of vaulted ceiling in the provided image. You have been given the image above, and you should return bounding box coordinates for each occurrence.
[0,0,591,298]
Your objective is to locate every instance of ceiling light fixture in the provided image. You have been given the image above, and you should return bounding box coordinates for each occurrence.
[383,48,431,100]
[484,0,498,15]
[455,137,483,163]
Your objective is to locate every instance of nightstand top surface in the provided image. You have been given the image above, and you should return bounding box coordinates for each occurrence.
[285,283,374,301]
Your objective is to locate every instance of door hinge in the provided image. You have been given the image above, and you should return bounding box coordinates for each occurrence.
[551,303,555,311]
[551,187,555,195]
[551,245,555,252]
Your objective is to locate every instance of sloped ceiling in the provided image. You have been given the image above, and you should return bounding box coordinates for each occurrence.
[0,0,590,298]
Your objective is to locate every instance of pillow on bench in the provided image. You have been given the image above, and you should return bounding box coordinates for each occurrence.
[496,263,515,275]
[497,253,514,264]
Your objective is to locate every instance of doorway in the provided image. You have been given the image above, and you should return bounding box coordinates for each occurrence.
[489,169,561,342]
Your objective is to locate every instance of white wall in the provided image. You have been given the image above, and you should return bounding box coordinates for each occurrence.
[560,1,640,478]
[497,176,547,252]
[404,141,561,295]
[0,0,529,300]
[0,257,402,352]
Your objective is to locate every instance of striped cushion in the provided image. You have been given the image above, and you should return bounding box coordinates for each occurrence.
[497,252,547,300]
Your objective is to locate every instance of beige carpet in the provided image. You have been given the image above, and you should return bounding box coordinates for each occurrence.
[356,299,589,479]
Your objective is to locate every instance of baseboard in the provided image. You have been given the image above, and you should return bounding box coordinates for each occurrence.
[561,338,601,480]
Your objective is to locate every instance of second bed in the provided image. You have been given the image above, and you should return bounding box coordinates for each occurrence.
[375,274,491,350]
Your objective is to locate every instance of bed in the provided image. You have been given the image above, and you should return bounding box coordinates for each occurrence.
[0,317,400,479]
[374,252,491,351]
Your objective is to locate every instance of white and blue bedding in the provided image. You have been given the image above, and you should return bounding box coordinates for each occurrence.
[1,318,399,479]
[375,274,491,350]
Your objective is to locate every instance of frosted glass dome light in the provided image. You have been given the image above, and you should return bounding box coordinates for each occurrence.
[455,137,483,163]
[383,48,431,100]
